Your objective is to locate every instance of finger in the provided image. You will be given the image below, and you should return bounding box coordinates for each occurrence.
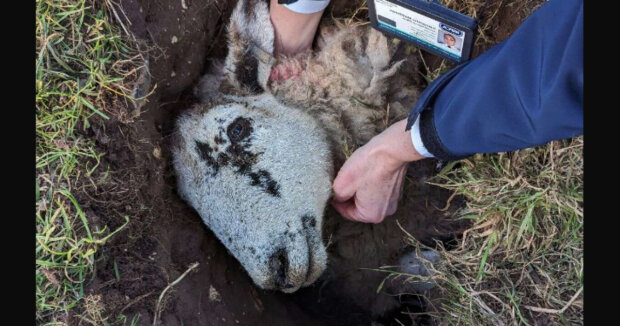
[331,199,358,221]
[332,167,357,203]
[336,198,385,224]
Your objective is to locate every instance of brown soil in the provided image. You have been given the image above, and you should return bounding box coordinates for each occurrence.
[77,1,543,325]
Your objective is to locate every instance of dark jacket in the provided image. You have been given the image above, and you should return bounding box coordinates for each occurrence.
[406,0,583,161]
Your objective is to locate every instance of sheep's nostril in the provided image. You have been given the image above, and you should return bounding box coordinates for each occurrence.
[269,248,289,288]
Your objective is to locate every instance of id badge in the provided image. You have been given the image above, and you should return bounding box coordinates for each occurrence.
[368,0,478,63]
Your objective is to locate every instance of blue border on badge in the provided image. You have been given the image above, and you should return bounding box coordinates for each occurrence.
[377,21,461,61]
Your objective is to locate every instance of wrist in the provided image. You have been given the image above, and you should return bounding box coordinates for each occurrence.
[370,119,425,170]
[270,0,325,56]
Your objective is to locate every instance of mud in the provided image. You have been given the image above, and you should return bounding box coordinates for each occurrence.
[78,0,542,325]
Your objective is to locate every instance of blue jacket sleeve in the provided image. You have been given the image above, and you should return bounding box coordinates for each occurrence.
[406,0,583,161]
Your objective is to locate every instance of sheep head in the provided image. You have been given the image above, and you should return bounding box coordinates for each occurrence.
[173,0,418,293]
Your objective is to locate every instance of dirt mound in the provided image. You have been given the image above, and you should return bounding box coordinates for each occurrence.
[77,0,541,325]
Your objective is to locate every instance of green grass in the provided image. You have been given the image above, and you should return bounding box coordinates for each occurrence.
[36,1,582,325]
[391,138,583,325]
[36,0,142,324]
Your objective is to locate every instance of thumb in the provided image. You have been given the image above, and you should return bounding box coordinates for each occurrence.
[332,166,357,202]
[332,198,382,224]
[331,199,358,221]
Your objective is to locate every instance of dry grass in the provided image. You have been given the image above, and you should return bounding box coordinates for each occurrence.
[396,138,583,325]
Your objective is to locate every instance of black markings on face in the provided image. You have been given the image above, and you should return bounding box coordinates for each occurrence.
[302,215,317,229]
[214,134,226,145]
[195,141,230,175]
[195,141,214,166]
[226,138,257,174]
[195,116,280,197]
[248,170,280,197]
[237,48,263,94]
[269,248,288,288]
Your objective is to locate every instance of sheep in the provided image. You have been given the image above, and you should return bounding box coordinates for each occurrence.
[171,0,425,296]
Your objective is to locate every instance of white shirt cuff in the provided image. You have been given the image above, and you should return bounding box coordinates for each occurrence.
[410,117,434,158]
[283,0,330,14]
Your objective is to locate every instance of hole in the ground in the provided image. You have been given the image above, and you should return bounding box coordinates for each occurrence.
[87,1,472,325]
[147,71,462,326]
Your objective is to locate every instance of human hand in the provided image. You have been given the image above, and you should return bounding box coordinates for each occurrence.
[331,119,425,223]
[269,0,324,57]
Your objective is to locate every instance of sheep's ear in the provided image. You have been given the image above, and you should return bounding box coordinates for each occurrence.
[222,0,275,94]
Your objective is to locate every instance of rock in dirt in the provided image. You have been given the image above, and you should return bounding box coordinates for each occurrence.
[208,285,221,303]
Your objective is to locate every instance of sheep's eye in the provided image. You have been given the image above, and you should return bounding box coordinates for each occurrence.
[232,124,243,136]
[227,117,252,142]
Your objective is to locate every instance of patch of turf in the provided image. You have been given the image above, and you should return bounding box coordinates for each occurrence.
[36,0,143,324]
[440,138,582,325]
[390,138,583,325]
